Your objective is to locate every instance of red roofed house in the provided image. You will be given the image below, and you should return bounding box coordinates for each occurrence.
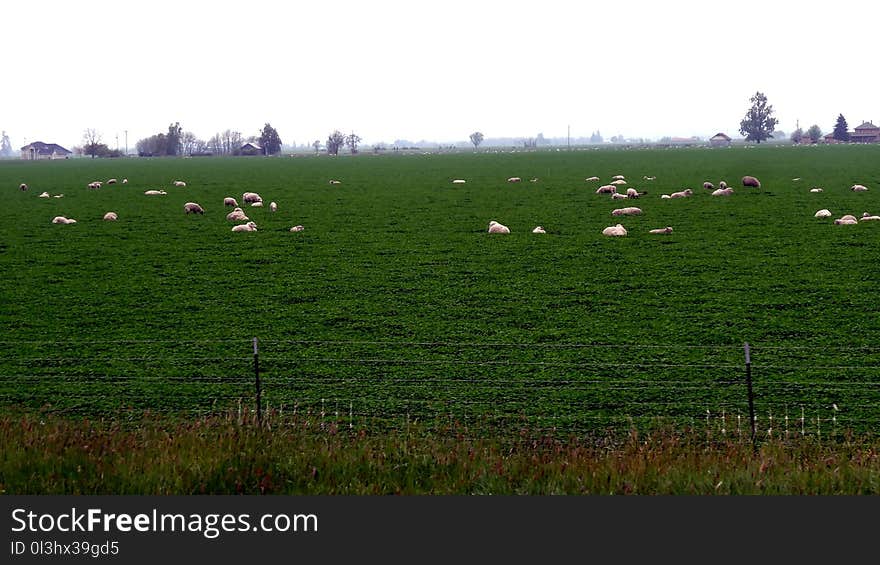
[709,132,731,147]
[851,122,880,143]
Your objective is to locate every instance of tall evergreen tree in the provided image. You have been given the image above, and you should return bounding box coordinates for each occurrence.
[258,123,282,155]
[832,114,850,142]
[739,91,778,143]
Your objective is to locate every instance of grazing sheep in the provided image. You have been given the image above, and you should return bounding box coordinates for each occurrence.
[719,181,728,189]
[452,179,466,184]
[329,179,341,184]
[144,190,167,195]
[596,184,617,194]
[610,179,628,185]
[223,197,238,207]
[585,176,600,182]
[269,202,278,212]
[107,178,117,184]
[103,212,118,221]
[51,216,76,224]
[742,176,761,188]
[122,178,128,184]
[87,181,102,189]
[250,201,263,207]
[19,183,28,191]
[851,184,868,192]
[814,209,832,219]
[649,226,673,234]
[242,191,262,203]
[231,221,258,232]
[487,220,511,234]
[612,206,643,216]
[226,208,249,222]
[532,226,546,234]
[625,188,645,198]
[712,188,734,196]
[860,213,880,222]
[602,223,627,237]
[38,191,50,198]
[507,177,522,183]
[809,187,824,193]
[290,225,305,232]
[611,192,629,200]
[184,202,205,214]
[669,189,693,198]
[702,181,714,190]
[173,180,186,187]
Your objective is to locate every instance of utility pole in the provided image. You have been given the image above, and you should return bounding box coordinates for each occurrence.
[124,130,128,156]
[567,125,570,150]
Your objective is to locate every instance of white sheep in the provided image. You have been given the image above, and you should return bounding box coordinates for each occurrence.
[224,197,238,207]
[625,188,643,198]
[452,179,467,184]
[814,209,832,219]
[38,191,50,198]
[122,178,128,184]
[19,183,28,191]
[107,178,117,185]
[290,225,305,232]
[250,201,263,207]
[596,184,617,194]
[703,181,715,190]
[585,176,600,182]
[53,194,64,198]
[611,192,629,200]
[242,192,263,203]
[838,214,858,222]
[851,184,868,192]
[602,223,627,237]
[860,212,880,222]
[184,202,205,214]
[532,226,546,234]
[610,179,627,185]
[742,176,761,188]
[718,181,728,189]
[643,176,656,181]
[87,181,102,189]
[269,202,278,212]
[834,217,858,225]
[507,177,522,183]
[231,221,258,232]
[329,179,341,184]
[612,206,642,216]
[809,187,823,193]
[712,188,734,196]
[649,226,673,234]
[226,208,249,222]
[173,180,187,187]
[51,216,76,224]
[144,190,167,195]
[611,175,626,181]
[488,220,511,234]
[103,212,118,221]
[668,189,694,198]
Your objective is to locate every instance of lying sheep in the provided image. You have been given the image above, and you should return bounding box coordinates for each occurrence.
[602,224,627,237]
[612,206,642,216]
[269,202,278,212]
[703,181,714,190]
[223,197,238,207]
[250,201,263,207]
[184,202,205,214]
[329,179,341,184]
[649,226,673,234]
[712,188,734,196]
[226,208,249,222]
[88,181,102,189]
[290,225,305,232]
[52,216,76,224]
[39,191,50,198]
[507,177,522,183]
[585,176,600,182]
[452,179,466,184]
[834,217,858,225]
[669,189,693,198]
[610,179,627,185]
[19,183,28,191]
[107,178,117,185]
[626,188,645,198]
[488,220,511,234]
[242,191,263,203]
[144,190,167,195]
[851,184,869,192]
[596,184,617,194]
[611,192,629,200]
[814,209,832,219]
[103,212,118,221]
[611,175,626,181]
[809,187,824,193]
[860,212,880,222]
[173,180,187,187]
[742,175,761,188]
[532,226,546,234]
[231,221,258,232]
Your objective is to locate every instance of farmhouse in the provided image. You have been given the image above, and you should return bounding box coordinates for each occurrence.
[239,142,263,156]
[20,141,72,160]
[823,121,880,144]
[709,132,731,147]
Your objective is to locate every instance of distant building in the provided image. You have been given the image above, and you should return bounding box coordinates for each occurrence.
[709,132,731,147]
[20,141,72,160]
[239,142,263,156]
[851,122,880,143]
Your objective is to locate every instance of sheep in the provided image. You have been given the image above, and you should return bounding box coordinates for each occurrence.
[703,181,714,190]
[643,176,656,181]
[611,175,626,181]
[625,188,645,198]
[231,221,258,232]
[718,181,728,189]
[452,179,466,184]
[602,223,627,237]
[51,216,76,224]
[838,214,858,223]
[661,194,671,199]
[532,226,546,234]
[269,201,278,212]
[585,176,600,182]
[250,201,264,207]
[329,179,341,184]
[242,191,263,203]
[223,197,238,207]
[19,183,28,191]
[610,179,628,185]
[289,225,305,232]
[103,212,118,221]
[122,178,128,184]
[173,180,186,187]
[792,177,801,182]
[184,202,205,214]
[596,184,617,194]
[860,213,880,222]
[612,206,643,216]
[809,187,824,193]
[742,175,761,188]
[226,208,249,222]
[107,178,117,185]
[611,192,629,200]
[144,190,167,195]
[649,226,673,234]
[669,189,693,198]
[530,177,539,183]
[834,217,858,225]
[38,191,50,198]
[712,188,734,196]
[53,194,64,198]
[487,220,511,234]
[87,181,102,189]
[507,177,522,183]
[851,184,868,192]
[814,209,832,219]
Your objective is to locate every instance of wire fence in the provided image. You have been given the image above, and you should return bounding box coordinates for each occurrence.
[1,338,877,438]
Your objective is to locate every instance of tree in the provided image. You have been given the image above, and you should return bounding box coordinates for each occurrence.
[345,132,361,154]
[590,130,603,144]
[469,131,484,150]
[739,91,778,144]
[313,140,322,154]
[326,130,345,155]
[833,114,850,142]
[806,125,823,143]
[258,123,283,155]
[790,128,803,144]
[166,122,182,156]
[0,131,12,157]
[83,129,104,158]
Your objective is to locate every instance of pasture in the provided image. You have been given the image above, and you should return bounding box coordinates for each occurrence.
[2,145,880,437]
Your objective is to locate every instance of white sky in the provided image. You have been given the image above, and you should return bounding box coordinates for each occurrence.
[4,0,879,150]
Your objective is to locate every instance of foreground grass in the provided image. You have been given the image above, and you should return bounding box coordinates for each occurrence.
[1,413,877,495]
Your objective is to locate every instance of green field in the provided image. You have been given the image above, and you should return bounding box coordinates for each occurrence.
[2,145,880,436]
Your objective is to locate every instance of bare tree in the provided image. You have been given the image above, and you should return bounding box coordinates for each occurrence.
[83,129,103,158]
[313,140,322,154]
[345,132,362,154]
[469,131,484,150]
[181,131,198,156]
[326,130,345,155]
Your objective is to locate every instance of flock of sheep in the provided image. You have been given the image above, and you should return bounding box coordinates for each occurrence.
[483,173,874,237]
[22,177,305,233]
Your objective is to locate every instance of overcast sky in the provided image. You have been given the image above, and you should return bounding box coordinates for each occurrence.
[5,1,879,150]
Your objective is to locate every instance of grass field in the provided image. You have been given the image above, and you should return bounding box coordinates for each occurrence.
[2,145,880,436]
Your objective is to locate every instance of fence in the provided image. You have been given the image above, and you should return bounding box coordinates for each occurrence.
[1,338,878,438]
